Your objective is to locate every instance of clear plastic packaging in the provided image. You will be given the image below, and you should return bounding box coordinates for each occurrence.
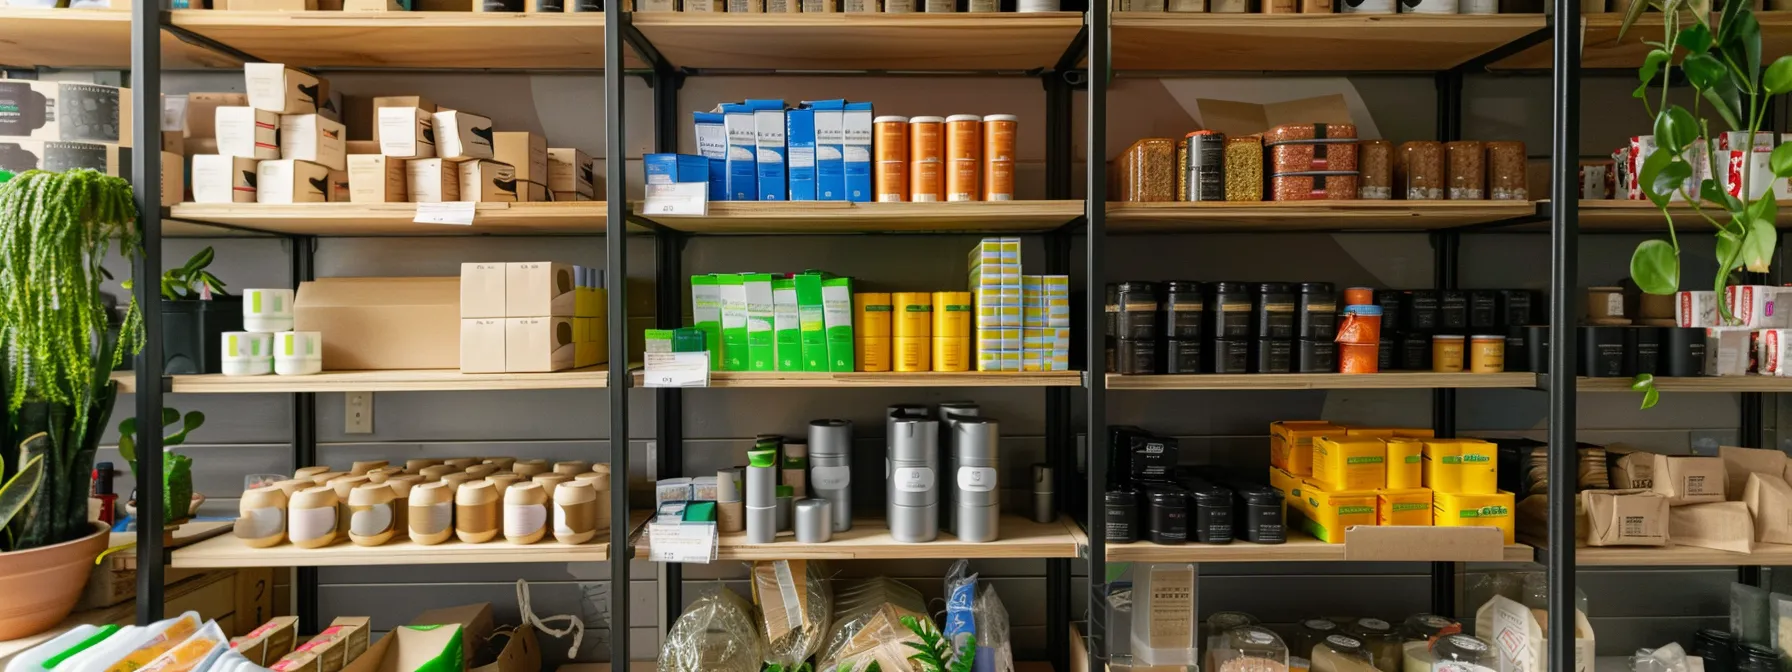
[1734,582,1772,647]
[1296,618,1343,660]
[1630,643,1690,672]
[974,584,1015,672]
[1312,634,1378,672]
[1486,141,1527,200]
[821,578,930,672]
[752,560,832,668]
[139,620,228,672]
[1430,634,1495,672]
[1397,141,1445,200]
[1346,618,1401,672]
[1359,140,1393,200]
[1400,614,1460,672]
[1773,593,1792,665]
[1117,138,1177,202]
[1213,626,1291,672]
[1131,563,1198,666]
[658,586,764,672]
[944,560,979,658]
[1445,140,1485,200]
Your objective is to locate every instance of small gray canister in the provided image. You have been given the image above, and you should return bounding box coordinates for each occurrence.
[1032,463,1056,524]
[888,417,940,543]
[796,498,833,543]
[809,419,854,532]
[953,417,1000,543]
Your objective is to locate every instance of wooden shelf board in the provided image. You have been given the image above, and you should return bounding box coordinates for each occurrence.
[1495,12,1792,70]
[168,202,616,237]
[1575,375,1792,392]
[0,9,242,69]
[168,10,644,70]
[1107,371,1538,390]
[162,219,276,238]
[112,365,612,394]
[639,200,1084,234]
[1104,531,1533,563]
[171,532,610,568]
[637,515,1079,560]
[1106,200,1538,233]
[1109,12,1547,72]
[1523,536,1792,566]
[1564,199,1784,232]
[657,370,1083,387]
[629,12,1085,72]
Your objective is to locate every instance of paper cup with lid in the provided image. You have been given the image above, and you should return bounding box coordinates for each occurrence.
[274,331,323,376]
[242,288,295,333]
[221,331,273,376]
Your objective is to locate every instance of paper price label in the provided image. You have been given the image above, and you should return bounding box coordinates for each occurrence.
[643,351,710,388]
[894,467,934,493]
[414,201,476,226]
[956,467,997,492]
[647,522,717,564]
[643,182,708,216]
[810,465,851,489]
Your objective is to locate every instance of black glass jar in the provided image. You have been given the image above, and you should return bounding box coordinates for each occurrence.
[1207,281,1253,340]
[1144,488,1189,545]
[1253,282,1297,339]
[1109,282,1160,340]
[1104,488,1139,544]
[1297,282,1338,339]
[1162,281,1204,340]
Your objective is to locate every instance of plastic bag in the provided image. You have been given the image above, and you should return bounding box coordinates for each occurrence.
[141,620,228,672]
[822,578,930,672]
[973,585,1014,672]
[944,560,978,660]
[105,612,204,672]
[1733,583,1771,647]
[752,560,832,669]
[659,585,764,672]
[1772,592,1792,663]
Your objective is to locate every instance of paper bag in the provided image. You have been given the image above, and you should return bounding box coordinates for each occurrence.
[1723,446,1788,500]
[1745,472,1792,544]
[1581,489,1669,547]
[1669,501,1754,553]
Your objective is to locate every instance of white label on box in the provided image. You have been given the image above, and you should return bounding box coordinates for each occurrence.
[415,201,476,226]
[810,465,851,489]
[643,351,710,387]
[647,522,717,563]
[957,467,997,492]
[894,467,934,492]
[162,95,187,132]
[644,182,709,216]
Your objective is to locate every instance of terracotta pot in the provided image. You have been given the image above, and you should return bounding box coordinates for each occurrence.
[0,523,108,640]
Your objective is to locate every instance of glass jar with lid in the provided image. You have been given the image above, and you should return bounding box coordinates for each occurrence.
[1312,634,1378,672]
[1430,634,1496,672]
[1295,618,1343,661]
[1347,618,1401,672]
[1212,625,1291,672]
[1400,614,1461,672]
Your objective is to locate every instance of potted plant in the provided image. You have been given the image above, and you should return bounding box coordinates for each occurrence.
[0,168,145,640]
[117,408,205,524]
[161,247,241,375]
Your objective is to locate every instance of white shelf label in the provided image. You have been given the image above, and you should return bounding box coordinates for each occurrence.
[414,201,476,226]
[647,522,717,564]
[643,351,710,388]
[643,183,708,216]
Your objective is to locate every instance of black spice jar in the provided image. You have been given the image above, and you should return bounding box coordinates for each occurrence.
[1439,290,1468,330]
[1402,290,1440,332]
[1398,332,1431,371]
[1165,339,1202,374]
[1188,483,1235,544]
[1207,281,1253,340]
[1298,339,1336,373]
[1526,325,1551,374]
[1663,327,1707,377]
[1144,488,1190,545]
[1695,629,1735,672]
[1499,289,1535,328]
[1252,338,1294,373]
[1128,434,1177,480]
[1162,281,1204,340]
[1232,483,1285,544]
[1298,282,1338,339]
[1579,326,1625,378]
[1109,282,1161,340]
[1374,290,1404,334]
[1377,335,1397,373]
[1505,326,1531,373]
[1112,338,1159,375]
[1254,282,1297,339]
[1622,326,1662,376]
[1108,426,1147,486]
[1468,290,1500,330]
[1737,644,1778,672]
[1104,488,1139,543]
[1210,339,1250,373]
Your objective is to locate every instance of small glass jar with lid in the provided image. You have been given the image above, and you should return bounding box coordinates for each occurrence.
[1295,618,1343,661]
[1347,618,1402,672]
[1212,625,1292,672]
[1312,634,1378,672]
[1430,634,1497,672]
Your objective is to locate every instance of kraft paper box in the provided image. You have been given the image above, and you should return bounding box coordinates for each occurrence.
[279,114,347,171]
[324,169,350,202]
[191,154,259,203]
[461,262,507,318]
[0,140,127,177]
[461,318,506,373]
[434,110,495,162]
[273,616,370,672]
[1744,472,1792,544]
[257,159,332,204]
[1723,445,1788,499]
[1580,489,1668,547]
[245,63,329,116]
[231,616,300,666]
[378,107,436,159]
[1669,501,1753,552]
[407,158,460,203]
[1475,595,1594,672]
[546,148,595,197]
[1608,446,1727,505]
[0,81,132,146]
[507,317,575,372]
[459,159,518,202]
[410,602,493,661]
[185,92,247,140]
[294,277,460,370]
[506,262,576,318]
[337,625,462,672]
[347,154,406,203]
[216,106,280,160]
[472,622,540,672]
[493,132,548,201]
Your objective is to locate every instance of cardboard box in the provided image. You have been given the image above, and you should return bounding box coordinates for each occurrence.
[787,107,816,200]
[347,154,406,203]
[459,159,518,202]
[378,107,436,159]
[192,154,260,203]
[506,317,574,372]
[506,262,576,317]
[461,262,507,318]
[409,602,494,660]
[472,623,539,672]
[822,276,854,372]
[1290,480,1376,544]
[1669,500,1753,552]
[324,168,350,202]
[216,106,281,160]
[0,140,126,176]
[227,0,319,10]
[1423,439,1498,495]
[1376,488,1431,526]
[460,318,506,373]
[293,277,460,370]
[1706,326,1752,376]
[257,159,331,204]
[271,616,369,672]
[1722,445,1787,499]
[163,151,183,208]
[338,626,462,672]
[1475,595,1594,672]
[0,81,132,146]
[546,148,594,197]
[346,140,379,155]
[1269,421,1338,477]
[434,110,495,162]
[373,95,438,114]
[1744,472,1792,544]
[493,132,548,201]
[407,158,460,203]
[842,102,872,202]
[645,153,710,184]
[1580,489,1668,547]
[551,191,594,202]
[1608,446,1727,505]
[279,114,346,171]
[719,103,757,200]
[185,92,248,140]
[230,616,299,666]
[1432,490,1515,544]
[245,64,329,115]
[1312,435,1387,492]
[743,273,776,371]
[805,99,845,201]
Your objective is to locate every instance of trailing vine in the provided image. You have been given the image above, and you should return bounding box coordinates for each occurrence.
[0,169,143,446]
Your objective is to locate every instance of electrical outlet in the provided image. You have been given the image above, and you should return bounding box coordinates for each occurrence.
[345,392,373,434]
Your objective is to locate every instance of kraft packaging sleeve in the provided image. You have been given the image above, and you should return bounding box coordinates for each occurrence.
[279,114,347,171]
[1609,446,1727,505]
[492,131,548,201]
[822,277,855,371]
[718,274,749,371]
[805,99,847,201]
[743,273,776,371]
[773,277,802,371]
[720,103,758,200]
[694,111,728,201]
[1722,445,1788,500]
[787,107,817,201]
[748,99,788,201]
[1579,489,1668,547]
[796,272,829,371]
[843,102,873,202]
[691,274,724,369]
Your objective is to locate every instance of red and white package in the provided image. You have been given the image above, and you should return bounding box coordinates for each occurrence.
[1727,285,1790,328]
[1678,291,1719,328]
[1725,149,1775,199]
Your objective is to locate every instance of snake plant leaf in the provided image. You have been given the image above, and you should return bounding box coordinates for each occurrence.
[0,454,46,533]
[184,246,214,275]
[164,411,205,448]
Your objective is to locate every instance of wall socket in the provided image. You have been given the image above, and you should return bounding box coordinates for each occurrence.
[345,392,374,434]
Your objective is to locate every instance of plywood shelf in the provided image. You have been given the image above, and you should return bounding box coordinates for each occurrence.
[1109,12,1547,72]
[170,533,611,568]
[167,10,644,70]
[629,12,1085,72]
[637,515,1080,560]
[652,370,1083,387]
[1575,376,1792,392]
[0,8,242,69]
[1100,530,1534,563]
[1524,536,1792,566]
[638,200,1084,234]
[168,202,615,237]
[112,366,613,394]
[1107,371,1538,390]
[1107,200,1539,233]
[1568,199,1792,232]
[1495,12,1792,70]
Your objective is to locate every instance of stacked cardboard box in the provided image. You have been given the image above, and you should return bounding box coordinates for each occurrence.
[970,238,1021,371]
[0,80,180,205]
[1021,274,1071,371]
[696,99,871,202]
[460,262,607,373]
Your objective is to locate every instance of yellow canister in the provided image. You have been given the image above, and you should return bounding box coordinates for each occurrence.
[933,291,972,339]
[933,338,969,371]
[893,292,933,339]
[857,338,891,372]
[894,337,931,372]
[1376,488,1433,526]
[1385,439,1423,490]
[855,292,893,339]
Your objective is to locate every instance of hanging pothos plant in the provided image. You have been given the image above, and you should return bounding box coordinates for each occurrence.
[1625,0,1792,409]
[0,169,142,552]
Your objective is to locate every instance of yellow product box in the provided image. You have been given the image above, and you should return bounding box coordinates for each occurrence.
[1386,439,1424,490]
[1377,488,1433,526]
[1269,420,1339,477]
[1294,480,1378,544]
[1393,428,1435,438]
[1000,327,1022,350]
[1048,353,1069,371]
[1269,466,1303,505]
[1345,427,1394,438]
[977,351,1001,372]
[1312,435,1387,491]
[1424,439,1498,494]
[1433,490,1515,544]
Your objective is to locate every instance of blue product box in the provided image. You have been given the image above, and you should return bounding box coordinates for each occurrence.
[786,108,816,201]
[720,103,758,201]
[747,99,787,201]
[843,101,873,203]
[693,111,728,201]
[645,153,711,185]
[803,99,846,201]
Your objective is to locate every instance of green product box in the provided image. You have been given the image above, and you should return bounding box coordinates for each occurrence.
[690,274,723,370]
[795,272,829,372]
[821,276,855,372]
[716,274,748,371]
[742,273,775,371]
[645,328,675,353]
[772,278,802,371]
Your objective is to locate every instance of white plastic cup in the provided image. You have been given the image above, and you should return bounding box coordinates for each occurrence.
[242,288,295,333]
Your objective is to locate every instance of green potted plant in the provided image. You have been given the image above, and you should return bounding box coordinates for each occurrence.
[161,246,242,375]
[0,168,144,640]
[117,408,205,524]
[1624,0,1792,407]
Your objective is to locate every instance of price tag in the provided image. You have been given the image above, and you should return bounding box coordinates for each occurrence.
[415,202,476,226]
[162,95,188,133]
[642,183,709,216]
[646,522,717,563]
[643,351,709,388]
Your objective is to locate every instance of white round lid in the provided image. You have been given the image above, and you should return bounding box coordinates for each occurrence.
[873,115,910,124]
[947,114,981,123]
[909,116,946,124]
[983,114,1019,122]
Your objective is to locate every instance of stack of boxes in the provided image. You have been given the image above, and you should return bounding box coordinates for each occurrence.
[195,64,347,204]
[1021,274,1071,371]
[1269,421,1514,545]
[970,238,1019,371]
[690,272,854,372]
[459,262,607,373]
[0,80,181,204]
[692,99,872,203]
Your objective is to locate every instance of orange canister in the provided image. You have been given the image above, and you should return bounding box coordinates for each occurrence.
[1340,344,1379,374]
[1470,334,1505,373]
[945,114,981,202]
[982,114,1017,201]
[1343,286,1374,306]
[1335,304,1382,345]
[909,116,946,202]
[874,116,910,202]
